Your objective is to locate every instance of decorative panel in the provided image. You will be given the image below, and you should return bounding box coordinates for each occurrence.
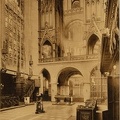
[3,0,25,68]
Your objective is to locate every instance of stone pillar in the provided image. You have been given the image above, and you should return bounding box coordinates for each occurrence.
[46,12,49,24]
[39,73,44,94]
[67,0,71,10]
[53,43,56,58]
[52,4,55,29]
[67,81,70,95]
[41,13,44,28]
[83,83,90,102]
[49,11,52,27]
[50,72,58,101]
[51,83,57,101]
[0,0,5,69]
[86,3,91,21]
[0,0,5,109]
[63,0,67,11]
[80,0,83,8]
[96,1,101,19]
[82,70,91,102]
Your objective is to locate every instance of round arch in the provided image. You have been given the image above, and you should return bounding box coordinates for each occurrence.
[64,19,83,38]
[57,67,83,86]
[66,19,83,29]
[57,67,84,101]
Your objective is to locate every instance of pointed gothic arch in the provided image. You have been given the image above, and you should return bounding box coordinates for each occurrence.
[41,68,51,101]
[42,40,53,58]
[87,34,100,55]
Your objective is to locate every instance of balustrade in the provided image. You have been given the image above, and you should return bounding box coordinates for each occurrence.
[39,54,99,63]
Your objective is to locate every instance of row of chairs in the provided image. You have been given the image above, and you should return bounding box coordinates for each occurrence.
[1,96,19,108]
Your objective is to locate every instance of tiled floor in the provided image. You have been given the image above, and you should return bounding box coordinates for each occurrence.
[0,102,83,120]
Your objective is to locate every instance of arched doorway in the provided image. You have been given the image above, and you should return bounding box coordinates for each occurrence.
[90,65,107,104]
[41,68,51,101]
[87,34,100,54]
[57,67,84,102]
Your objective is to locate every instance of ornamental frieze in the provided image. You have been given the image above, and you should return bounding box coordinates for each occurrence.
[64,8,83,16]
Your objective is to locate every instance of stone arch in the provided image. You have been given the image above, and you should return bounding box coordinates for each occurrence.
[87,34,101,55]
[65,19,83,39]
[57,67,83,85]
[66,19,83,28]
[57,67,84,101]
[41,68,51,81]
[40,68,51,101]
[89,64,102,99]
[41,40,53,58]
[90,64,101,77]
[64,20,84,56]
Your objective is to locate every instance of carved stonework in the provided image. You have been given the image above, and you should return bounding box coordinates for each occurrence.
[4,1,25,68]
[88,23,97,33]
[84,19,101,41]
[41,22,55,44]
[96,0,100,3]
[72,0,80,8]
[64,8,83,16]
[91,0,95,4]
[41,0,53,13]
[85,0,90,5]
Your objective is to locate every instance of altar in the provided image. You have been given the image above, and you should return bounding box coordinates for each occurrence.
[54,95,73,104]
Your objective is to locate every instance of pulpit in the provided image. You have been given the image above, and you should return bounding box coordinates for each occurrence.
[76,99,97,120]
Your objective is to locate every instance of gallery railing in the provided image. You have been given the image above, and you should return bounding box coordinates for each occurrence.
[39,54,99,63]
